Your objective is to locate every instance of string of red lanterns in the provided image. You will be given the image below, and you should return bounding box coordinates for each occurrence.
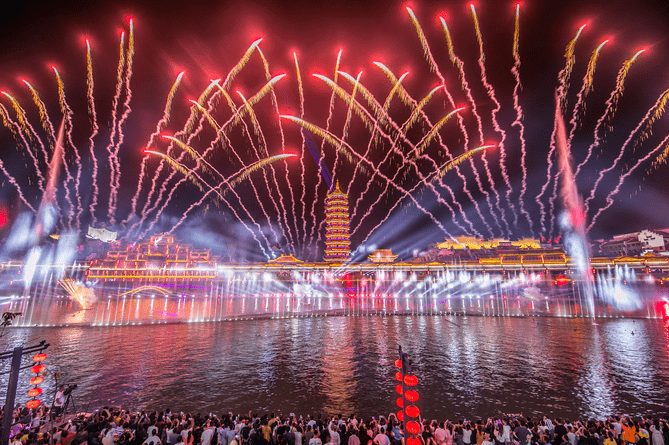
[394,347,420,444]
[27,352,47,409]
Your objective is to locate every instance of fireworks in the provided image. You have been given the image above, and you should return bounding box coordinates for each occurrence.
[0,5,667,261]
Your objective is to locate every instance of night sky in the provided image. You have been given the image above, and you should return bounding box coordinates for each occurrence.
[1,0,669,260]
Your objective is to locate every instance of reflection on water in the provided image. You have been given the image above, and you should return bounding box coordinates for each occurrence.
[1,317,668,420]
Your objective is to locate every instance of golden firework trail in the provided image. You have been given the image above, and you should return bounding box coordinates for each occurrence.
[432,145,492,180]
[85,39,101,226]
[510,5,533,235]
[144,150,206,192]
[584,40,609,97]
[1,92,32,141]
[374,60,490,237]
[0,103,17,137]
[294,52,309,243]
[470,4,512,237]
[184,78,221,137]
[374,62,413,108]
[605,49,645,128]
[558,24,586,110]
[585,88,669,216]
[306,49,343,253]
[236,91,264,147]
[334,71,362,177]
[104,31,126,220]
[51,67,78,229]
[109,19,135,225]
[574,48,645,181]
[221,38,262,92]
[22,80,55,142]
[0,98,47,197]
[382,72,408,113]
[337,71,387,126]
[281,115,456,238]
[312,74,374,132]
[162,135,214,176]
[589,132,669,232]
[167,154,297,239]
[281,115,355,163]
[414,107,466,158]
[125,71,185,226]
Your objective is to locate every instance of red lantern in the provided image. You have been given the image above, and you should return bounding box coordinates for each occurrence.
[29,376,44,385]
[404,374,418,386]
[27,388,42,397]
[395,371,403,381]
[405,405,420,418]
[26,399,41,409]
[396,397,404,408]
[31,364,46,374]
[405,390,419,402]
[396,384,403,395]
[406,421,421,435]
[396,411,404,422]
[32,353,47,362]
[407,438,422,445]
[394,359,402,368]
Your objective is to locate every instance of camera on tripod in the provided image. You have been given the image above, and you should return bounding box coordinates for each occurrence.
[63,384,78,396]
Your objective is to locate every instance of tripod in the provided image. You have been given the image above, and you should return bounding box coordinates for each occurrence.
[63,392,77,415]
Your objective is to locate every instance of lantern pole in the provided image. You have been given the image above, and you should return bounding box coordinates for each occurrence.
[0,341,50,445]
[1,347,23,445]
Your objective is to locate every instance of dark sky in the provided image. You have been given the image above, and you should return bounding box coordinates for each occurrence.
[1,0,669,259]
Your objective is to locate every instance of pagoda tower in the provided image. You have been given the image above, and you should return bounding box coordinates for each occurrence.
[324,181,351,263]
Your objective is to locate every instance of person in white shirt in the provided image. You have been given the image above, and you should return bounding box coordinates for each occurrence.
[201,426,215,445]
[481,432,495,445]
[144,431,161,445]
[374,433,390,445]
[54,386,66,418]
[330,426,340,445]
[309,429,322,445]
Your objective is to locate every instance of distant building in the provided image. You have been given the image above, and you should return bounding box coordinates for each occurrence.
[324,181,351,263]
[594,229,669,256]
[368,249,398,263]
[435,236,541,251]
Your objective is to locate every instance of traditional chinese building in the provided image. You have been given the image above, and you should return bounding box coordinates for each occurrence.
[324,181,351,263]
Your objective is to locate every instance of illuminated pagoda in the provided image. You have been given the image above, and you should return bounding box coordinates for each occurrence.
[324,181,351,263]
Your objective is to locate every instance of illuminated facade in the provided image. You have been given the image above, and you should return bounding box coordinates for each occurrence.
[324,181,351,263]
[86,235,216,281]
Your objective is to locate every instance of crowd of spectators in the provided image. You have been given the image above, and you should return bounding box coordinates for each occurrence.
[2,405,669,445]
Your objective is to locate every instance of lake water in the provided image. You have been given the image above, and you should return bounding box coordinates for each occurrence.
[2,315,669,421]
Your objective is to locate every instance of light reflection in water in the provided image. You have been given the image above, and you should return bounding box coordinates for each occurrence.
[0,317,668,418]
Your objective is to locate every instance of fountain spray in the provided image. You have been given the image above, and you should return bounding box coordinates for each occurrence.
[554,92,596,321]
